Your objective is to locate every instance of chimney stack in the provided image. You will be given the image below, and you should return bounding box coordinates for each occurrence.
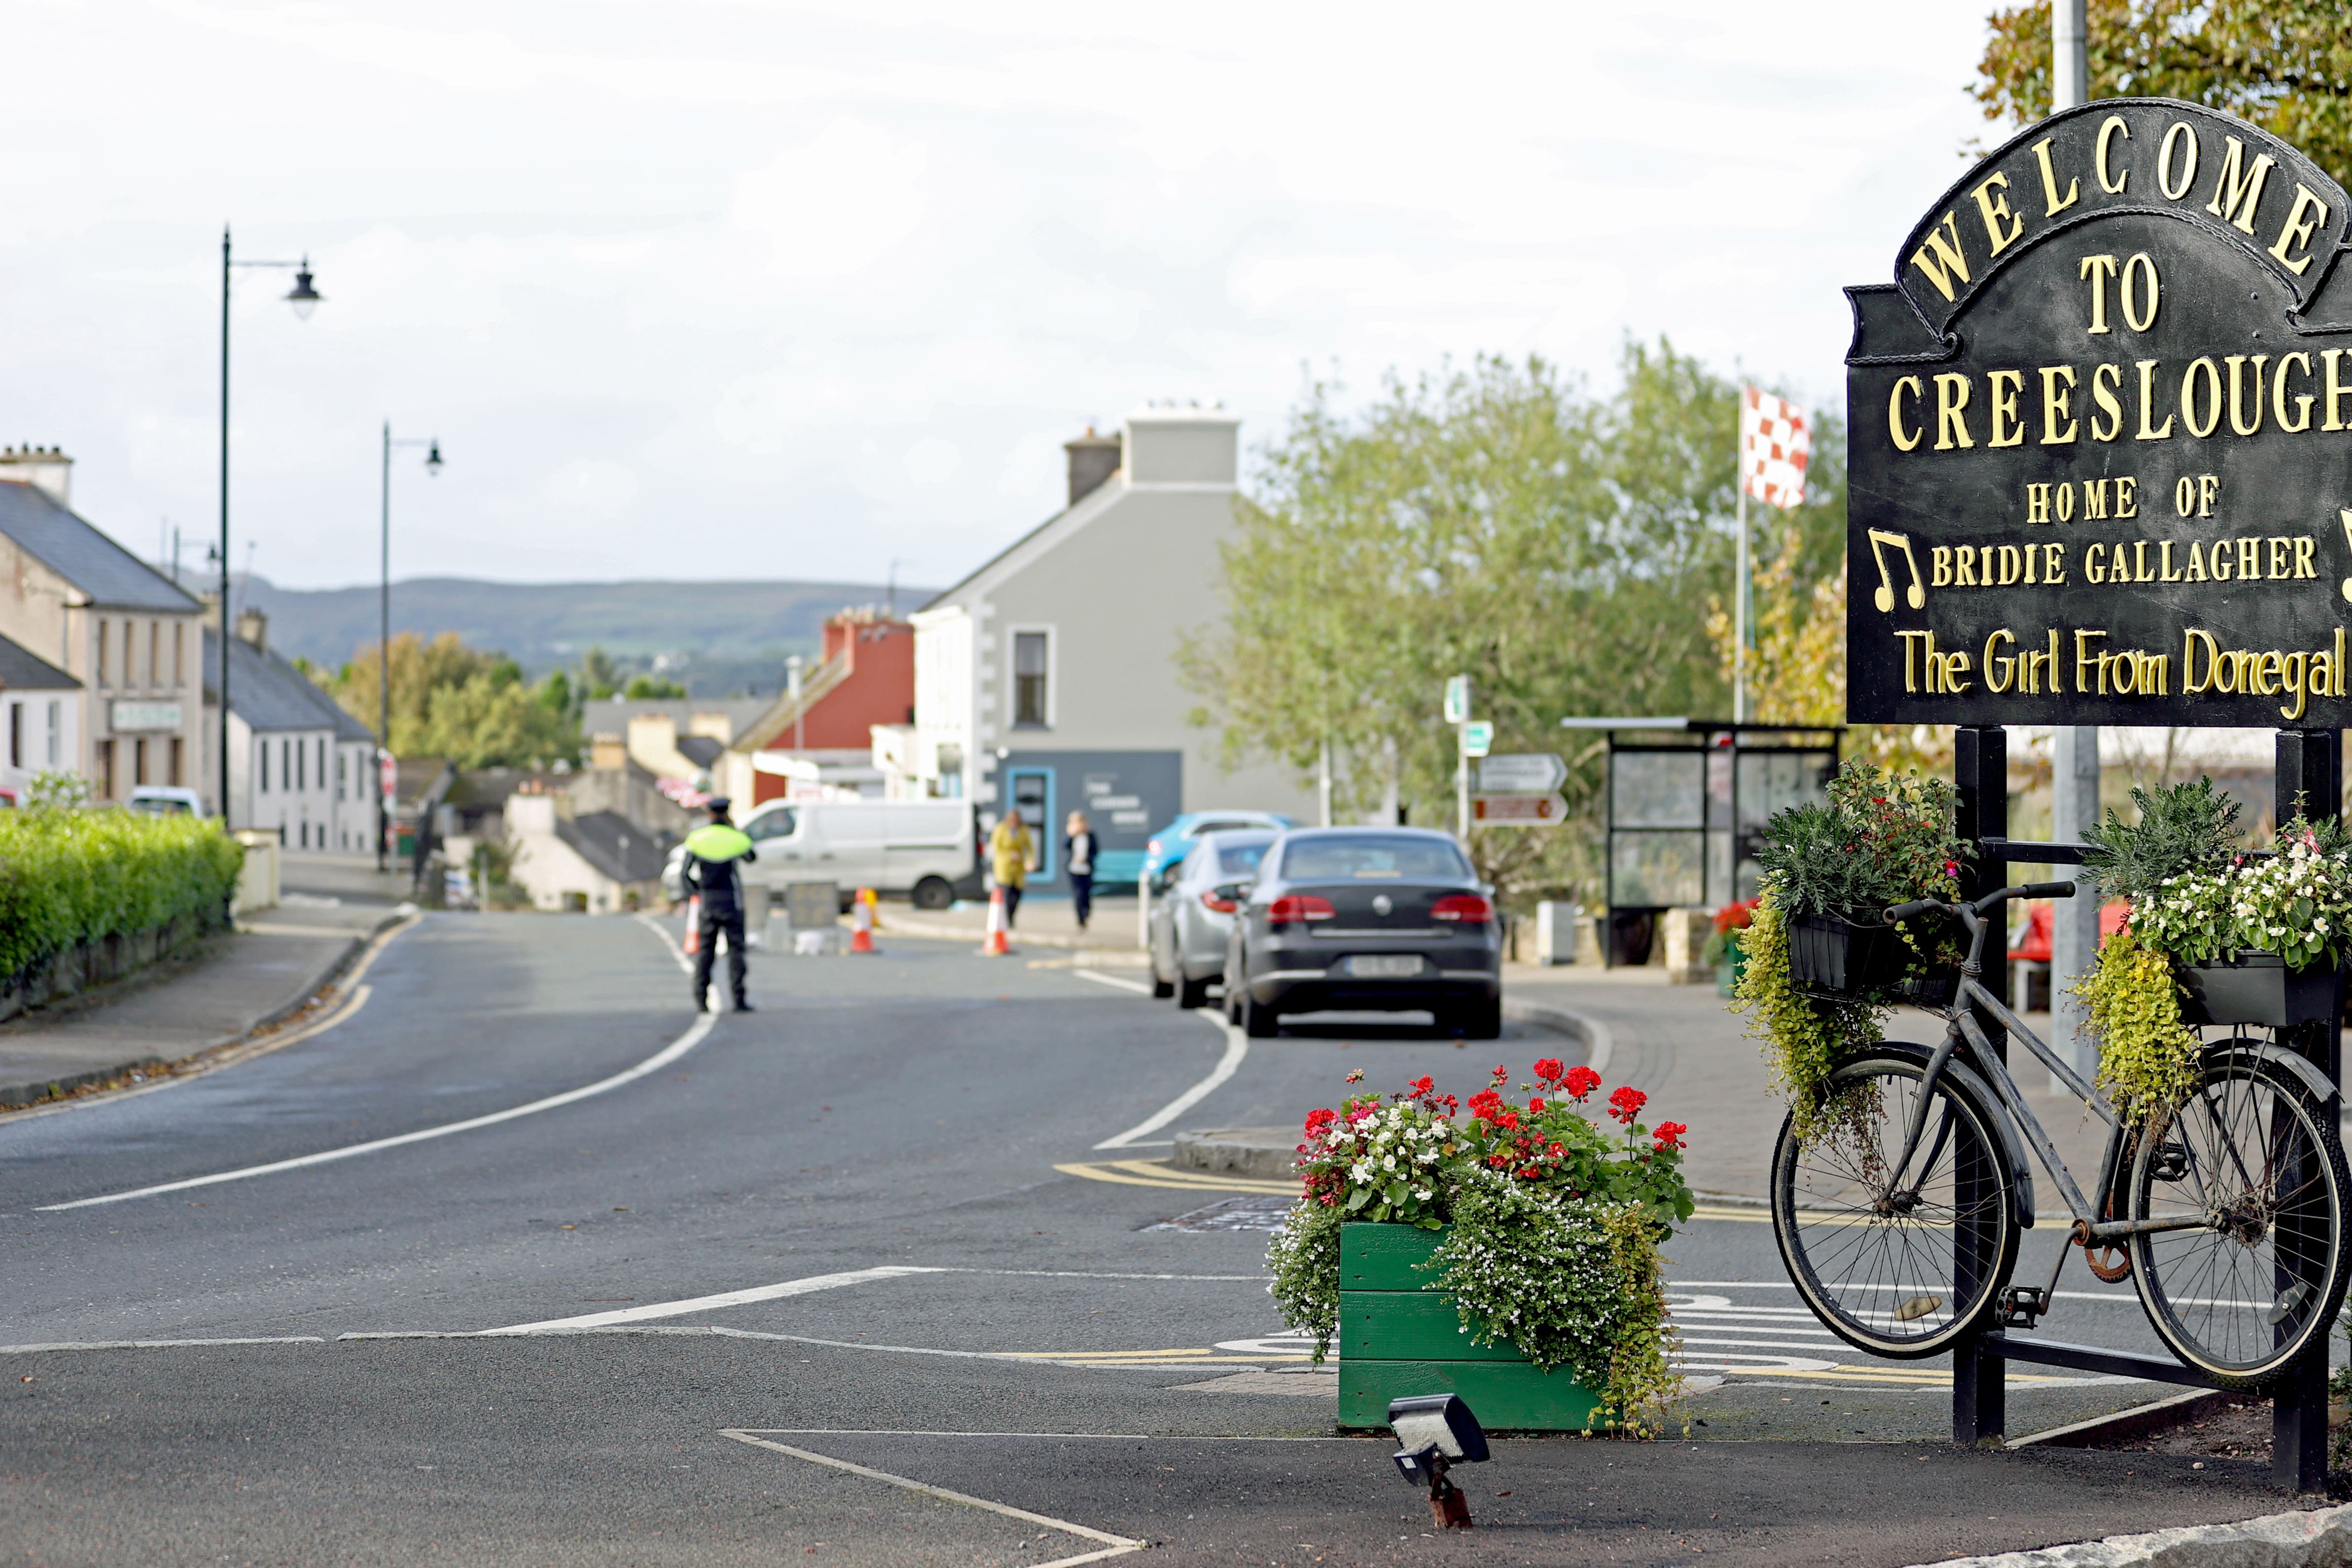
[235,608,267,651]
[1063,427,1121,508]
[0,445,73,507]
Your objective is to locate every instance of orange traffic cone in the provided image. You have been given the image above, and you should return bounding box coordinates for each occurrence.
[683,894,701,955]
[849,888,877,954]
[981,885,1011,956]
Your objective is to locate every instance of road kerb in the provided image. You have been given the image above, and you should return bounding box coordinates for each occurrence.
[1908,1503,2352,1568]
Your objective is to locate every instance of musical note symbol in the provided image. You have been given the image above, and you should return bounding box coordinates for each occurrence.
[1866,529,1927,612]
[2339,509,2352,604]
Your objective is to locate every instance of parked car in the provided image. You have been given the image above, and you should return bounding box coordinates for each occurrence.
[1147,829,1277,1008]
[1139,810,1298,888]
[661,799,979,910]
[127,786,207,817]
[1223,826,1500,1039]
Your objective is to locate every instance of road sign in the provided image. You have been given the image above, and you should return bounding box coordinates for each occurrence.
[1478,752,1567,792]
[1473,792,1567,825]
[1460,720,1493,758]
[1443,676,1470,725]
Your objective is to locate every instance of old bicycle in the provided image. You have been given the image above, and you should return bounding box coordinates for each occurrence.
[1769,881,2350,1389]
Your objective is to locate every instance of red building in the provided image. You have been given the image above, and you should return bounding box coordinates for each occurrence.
[721,609,914,805]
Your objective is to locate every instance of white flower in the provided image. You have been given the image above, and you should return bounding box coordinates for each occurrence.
[1349,1161,1372,1183]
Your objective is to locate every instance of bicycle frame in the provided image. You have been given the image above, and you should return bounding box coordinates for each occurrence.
[1882,894,2214,1246]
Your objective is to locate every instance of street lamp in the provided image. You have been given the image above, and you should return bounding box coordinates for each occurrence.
[378,425,443,871]
[219,227,323,824]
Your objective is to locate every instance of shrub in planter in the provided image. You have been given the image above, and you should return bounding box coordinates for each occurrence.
[1734,761,1967,1124]
[1266,1062,1693,1434]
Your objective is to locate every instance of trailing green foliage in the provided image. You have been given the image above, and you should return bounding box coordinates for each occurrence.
[2079,925,2203,1128]
[2078,778,2242,905]
[1266,1194,1345,1358]
[1753,761,1966,919]
[1732,888,1887,1132]
[0,811,243,985]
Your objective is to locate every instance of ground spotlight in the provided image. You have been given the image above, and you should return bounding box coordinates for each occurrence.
[1387,1393,1488,1529]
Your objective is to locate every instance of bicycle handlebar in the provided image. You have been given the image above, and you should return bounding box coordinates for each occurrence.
[1882,880,2080,925]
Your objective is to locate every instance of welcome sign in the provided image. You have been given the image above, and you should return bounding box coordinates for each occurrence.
[1846,98,2352,726]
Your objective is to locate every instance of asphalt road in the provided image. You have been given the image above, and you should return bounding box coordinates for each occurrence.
[0,912,2318,1565]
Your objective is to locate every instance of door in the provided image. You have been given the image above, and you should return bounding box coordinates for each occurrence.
[1007,768,1054,883]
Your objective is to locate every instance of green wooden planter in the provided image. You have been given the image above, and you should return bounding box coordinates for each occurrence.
[1714,930,1747,996]
[1337,1221,1608,1432]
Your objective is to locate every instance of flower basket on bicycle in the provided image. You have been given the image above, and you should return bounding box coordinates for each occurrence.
[2175,951,2339,1028]
[1787,909,1962,1005]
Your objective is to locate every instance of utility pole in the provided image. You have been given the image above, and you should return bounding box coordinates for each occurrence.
[1445,675,1471,843]
[2049,0,2100,1078]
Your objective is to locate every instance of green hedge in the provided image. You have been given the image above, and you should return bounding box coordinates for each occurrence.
[0,811,244,985]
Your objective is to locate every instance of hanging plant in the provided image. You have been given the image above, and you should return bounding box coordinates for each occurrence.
[1731,888,1884,1133]
[2077,924,2203,1129]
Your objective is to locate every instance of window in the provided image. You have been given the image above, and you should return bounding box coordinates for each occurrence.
[170,737,183,787]
[259,740,269,793]
[6,701,17,768]
[746,806,798,841]
[296,737,305,792]
[95,739,114,799]
[1278,834,1471,882]
[174,623,185,687]
[148,620,159,686]
[44,701,58,767]
[337,750,346,798]
[133,737,148,787]
[317,738,326,793]
[96,620,108,685]
[1013,631,1049,725]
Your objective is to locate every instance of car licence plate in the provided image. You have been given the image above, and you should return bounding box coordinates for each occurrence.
[1343,955,1426,977]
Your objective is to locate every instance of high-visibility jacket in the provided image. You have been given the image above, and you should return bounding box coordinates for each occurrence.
[681,822,757,914]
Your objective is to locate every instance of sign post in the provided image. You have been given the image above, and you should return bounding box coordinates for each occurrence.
[1845,96,2350,1487]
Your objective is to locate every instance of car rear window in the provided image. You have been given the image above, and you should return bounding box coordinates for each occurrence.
[1192,819,1264,836]
[1216,842,1271,874]
[1280,836,1470,881]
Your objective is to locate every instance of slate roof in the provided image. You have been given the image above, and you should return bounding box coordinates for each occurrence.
[205,628,376,740]
[556,810,673,884]
[0,481,203,613]
[677,734,725,767]
[0,630,79,691]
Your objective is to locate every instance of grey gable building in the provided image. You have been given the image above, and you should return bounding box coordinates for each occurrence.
[206,614,379,851]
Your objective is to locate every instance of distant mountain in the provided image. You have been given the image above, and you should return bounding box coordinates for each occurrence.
[172,573,936,698]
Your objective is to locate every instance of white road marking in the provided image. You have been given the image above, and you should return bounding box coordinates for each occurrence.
[1069,969,1153,996]
[38,923,716,1211]
[483,1267,944,1333]
[1093,1012,1246,1149]
[0,1336,326,1354]
[719,1430,1145,1566]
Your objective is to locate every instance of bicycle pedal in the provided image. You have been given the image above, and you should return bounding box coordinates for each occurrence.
[1996,1286,2050,1328]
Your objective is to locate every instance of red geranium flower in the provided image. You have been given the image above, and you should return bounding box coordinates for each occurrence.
[1532,1058,1565,1085]
[1565,1066,1601,1101]
[1608,1086,1648,1125]
[1652,1121,1688,1152]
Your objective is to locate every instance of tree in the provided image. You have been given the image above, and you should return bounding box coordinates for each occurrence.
[328,632,580,768]
[580,647,621,701]
[623,673,687,700]
[1184,341,1845,904]
[1974,2,2352,185]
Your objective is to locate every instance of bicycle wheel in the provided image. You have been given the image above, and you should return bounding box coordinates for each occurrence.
[1772,1046,2019,1359]
[2128,1042,2351,1388]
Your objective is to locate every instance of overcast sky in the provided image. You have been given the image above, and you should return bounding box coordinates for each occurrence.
[0,1,1995,591]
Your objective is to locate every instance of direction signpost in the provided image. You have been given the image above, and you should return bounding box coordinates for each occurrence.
[1471,792,1566,825]
[1844,94,2349,1489]
[1477,753,1567,793]
[1459,720,1493,758]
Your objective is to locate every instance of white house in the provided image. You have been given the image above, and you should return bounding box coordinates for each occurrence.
[504,789,670,912]
[0,448,207,806]
[889,404,1312,890]
[206,614,379,851]
[0,630,81,806]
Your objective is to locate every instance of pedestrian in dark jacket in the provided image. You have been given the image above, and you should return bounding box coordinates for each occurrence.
[681,797,757,1013]
[1063,810,1099,931]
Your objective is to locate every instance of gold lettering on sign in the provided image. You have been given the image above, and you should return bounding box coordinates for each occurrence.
[1889,376,1924,451]
[2186,542,2209,581]
[2091,362,2125,440]
[2328,351,2352,432]
[2270,185,2330,276]
[2137,360,2174,439]
[2117,476,2138,518]
[2095,115,2131,194]
[1935,374,1974,450]
[1985,629,2016,692]
[2079,255,2119,334]
[2085,543,2106,584]
[2158,122,2200,201]
[2181,357,2223,437]
[2341,509,2352,604]
[2212,540,2233,581]
[2076,630,2108,694]
[1909,212,1973,302]
[2160,542,2181,581]
[1932,546,1951,586]
[2121,254,2161,331]
[2083,479,2109,520]
[2025,484,2052,525]
[1988,370,2026,447]
[2055,484,2076,523]
[2197,474,2219,517]
[2226,354,2269,436]
[1972,172,2026,256]
[2034,137,2080,217]
[2021,629,2060,693]
[2175,477,2196,518]
[2276,352,2316,432]
[2040,365,2079,444]
[2204,136,2276,234]
[2046,543,2068,584]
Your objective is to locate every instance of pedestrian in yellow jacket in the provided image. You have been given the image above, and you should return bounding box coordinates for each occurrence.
[988,812,1036,928]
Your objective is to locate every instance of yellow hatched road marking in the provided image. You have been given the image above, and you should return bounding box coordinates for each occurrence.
[1053,1160,1295,1194]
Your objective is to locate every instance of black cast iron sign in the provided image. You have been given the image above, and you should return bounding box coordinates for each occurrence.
[1846,99,2352,726]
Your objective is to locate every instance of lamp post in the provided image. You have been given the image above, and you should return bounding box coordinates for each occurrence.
[219,227,323,823]
[378,424,442,870]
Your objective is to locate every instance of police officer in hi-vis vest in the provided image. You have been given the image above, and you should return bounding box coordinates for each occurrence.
[681,798,757,1013]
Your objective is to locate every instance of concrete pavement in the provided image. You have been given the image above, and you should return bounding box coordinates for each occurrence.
[0,851,412,1111]
[0,913,2330,1563]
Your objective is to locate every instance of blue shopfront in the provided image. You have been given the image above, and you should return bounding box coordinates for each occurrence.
[991,750,1181,892]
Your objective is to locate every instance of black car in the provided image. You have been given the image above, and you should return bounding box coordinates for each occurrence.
[1222,827,1501,1039]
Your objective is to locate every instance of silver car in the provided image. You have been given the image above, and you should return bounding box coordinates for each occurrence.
[1147,829,1276,1008]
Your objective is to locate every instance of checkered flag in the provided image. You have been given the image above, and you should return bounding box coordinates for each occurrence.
[1740,387,1809,508]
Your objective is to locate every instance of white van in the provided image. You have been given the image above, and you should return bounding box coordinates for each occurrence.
[739,800,977,909]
